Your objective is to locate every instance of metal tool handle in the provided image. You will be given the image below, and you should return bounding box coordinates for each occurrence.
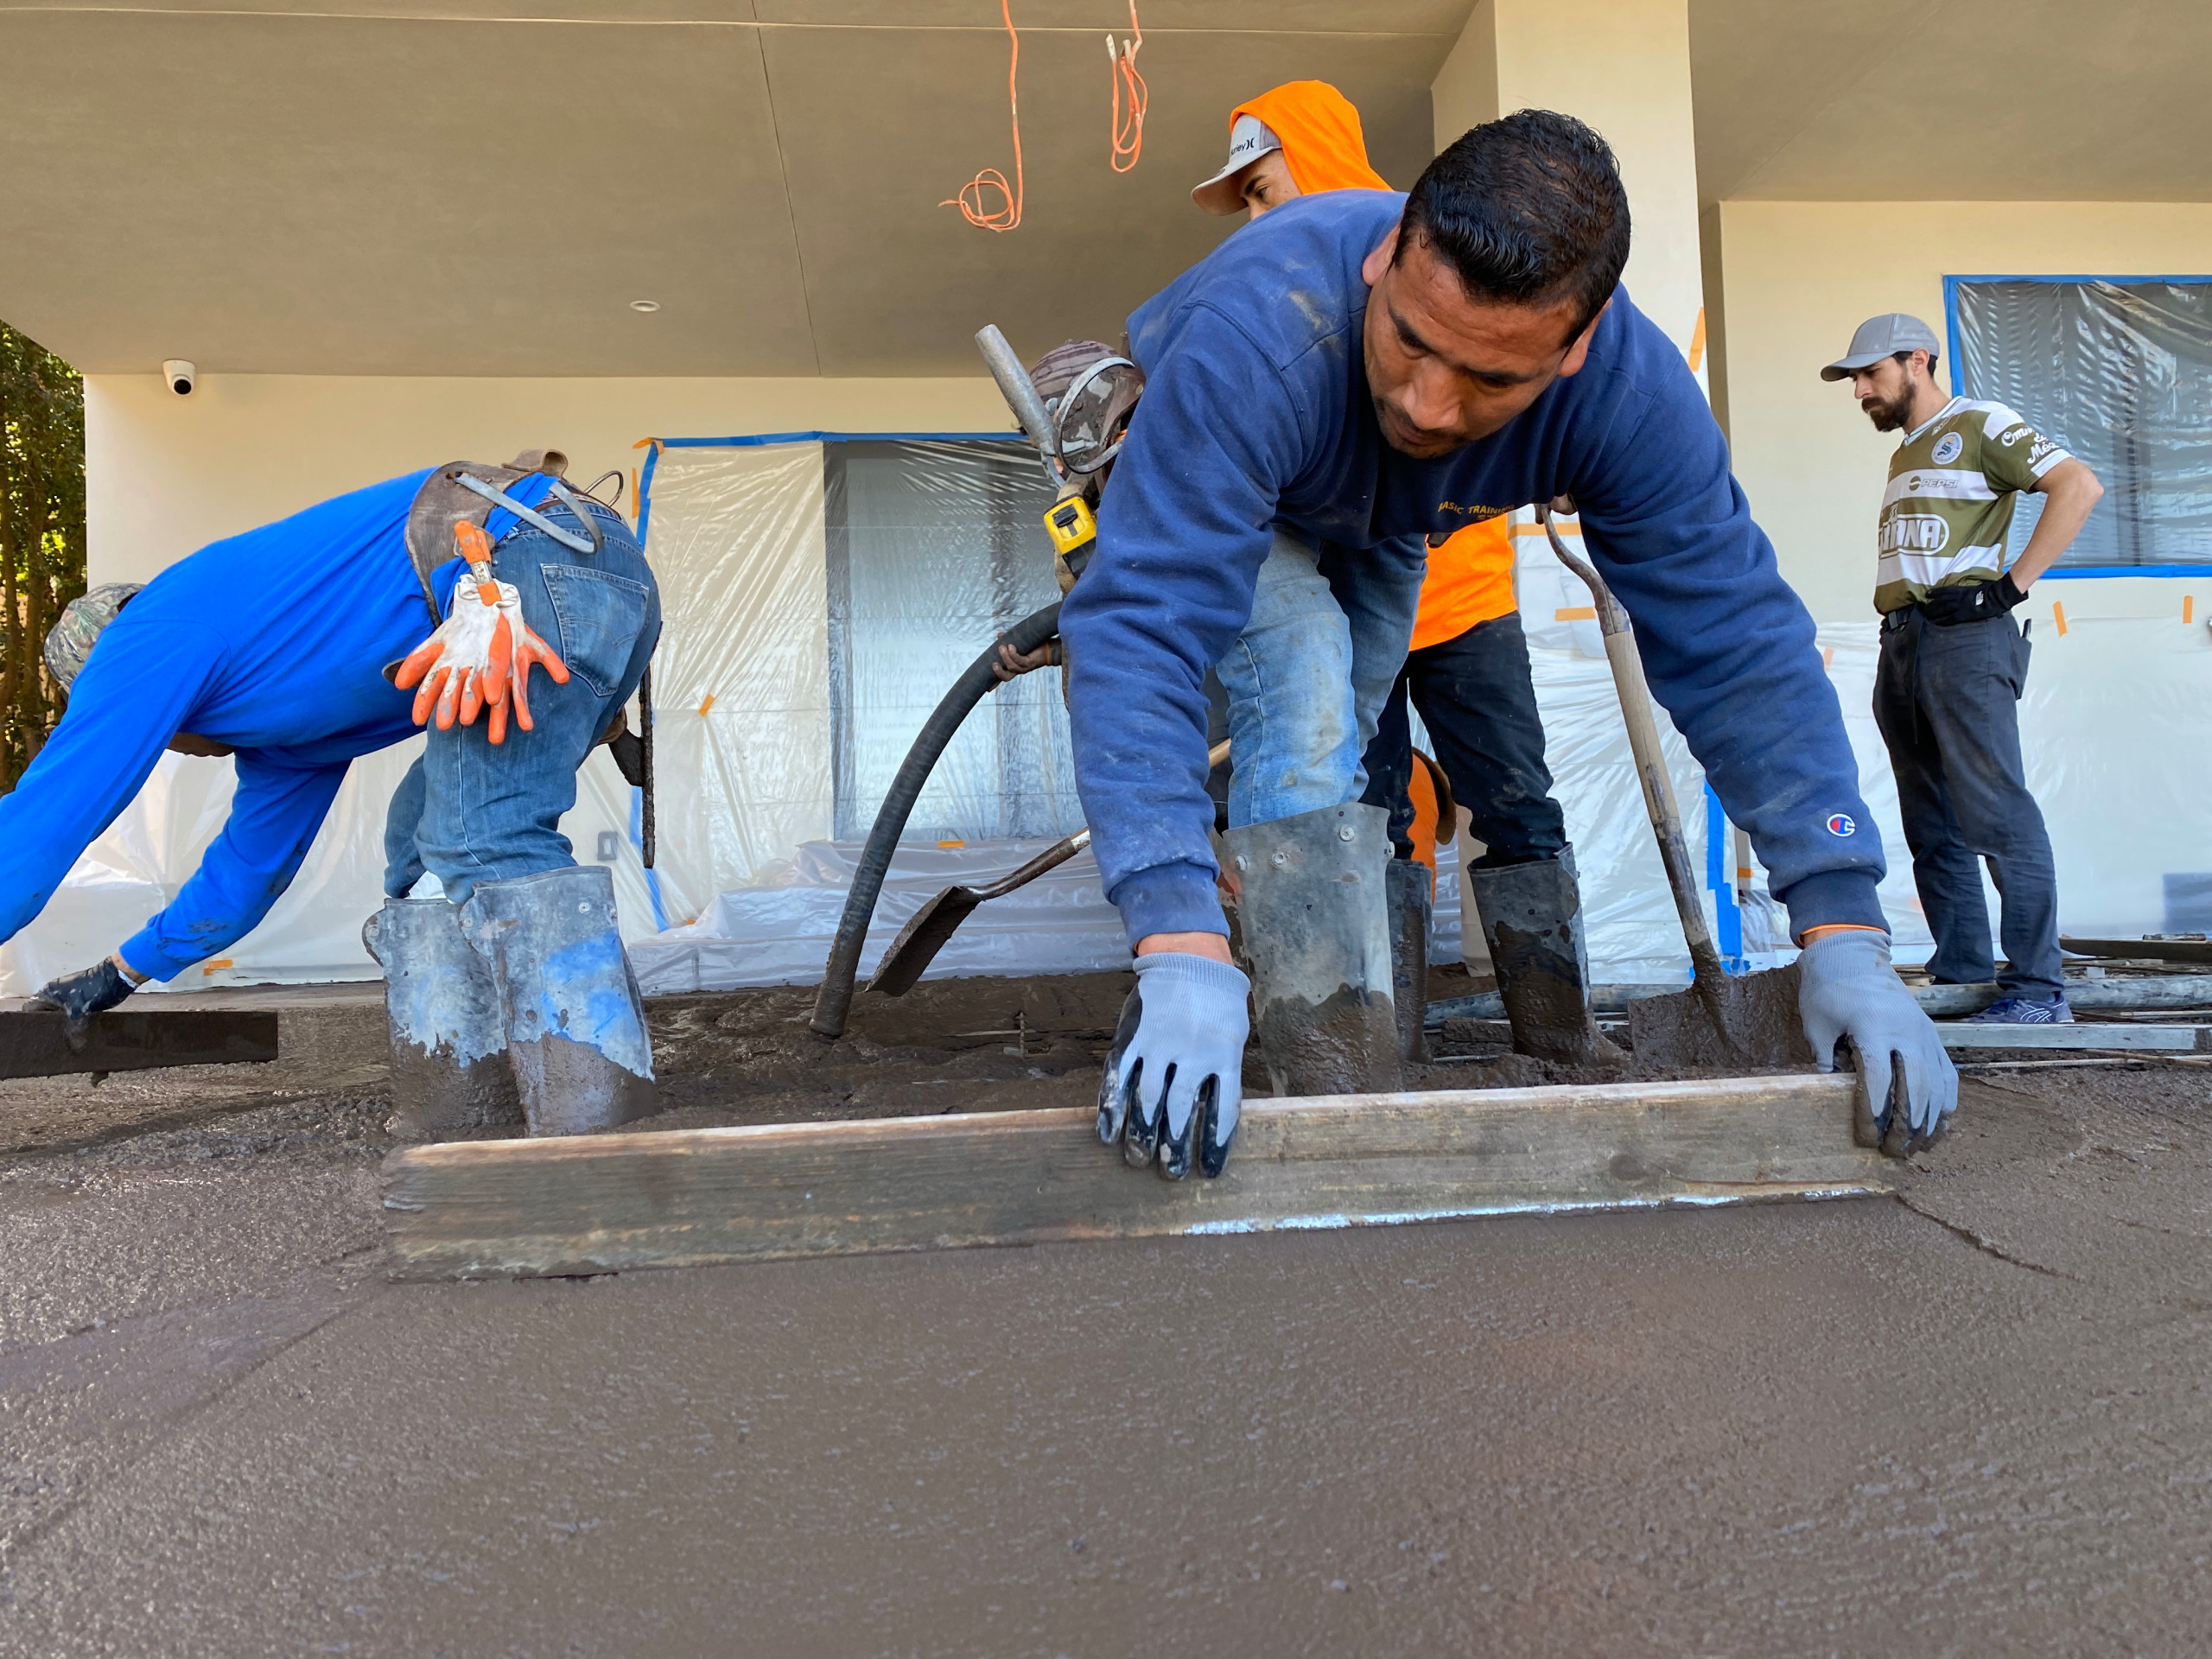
[975,326,1058,469]
[1541,505,1725,980]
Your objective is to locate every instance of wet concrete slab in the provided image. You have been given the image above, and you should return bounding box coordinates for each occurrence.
[3,999,2210,1655]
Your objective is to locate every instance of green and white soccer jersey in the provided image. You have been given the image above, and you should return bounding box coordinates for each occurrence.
[1874,397,2072,613]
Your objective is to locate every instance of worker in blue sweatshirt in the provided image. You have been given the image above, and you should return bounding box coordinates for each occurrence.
[1068,110,1955,1181]
[12,452,661,1140]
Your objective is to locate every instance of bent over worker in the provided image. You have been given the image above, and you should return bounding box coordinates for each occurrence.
[1064,111,1956,1181]
[10,454,660,1140]
[1192,80,1587,1065]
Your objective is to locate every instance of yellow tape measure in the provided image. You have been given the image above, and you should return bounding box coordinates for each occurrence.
[1042,496,1097,556]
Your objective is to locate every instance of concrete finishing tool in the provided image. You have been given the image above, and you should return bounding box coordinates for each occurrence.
[1541,504,1812,1070]
[868,741,1230,996]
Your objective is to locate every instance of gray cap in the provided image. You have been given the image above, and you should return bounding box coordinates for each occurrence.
[42,582,143,693]
[1821,313,1941,381]
[1192,113,1284,215]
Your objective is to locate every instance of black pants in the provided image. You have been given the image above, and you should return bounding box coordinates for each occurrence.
[1360,611,1567,868]
[1872,607,2062,995]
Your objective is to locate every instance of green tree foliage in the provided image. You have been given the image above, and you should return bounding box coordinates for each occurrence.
[0,322,86,790]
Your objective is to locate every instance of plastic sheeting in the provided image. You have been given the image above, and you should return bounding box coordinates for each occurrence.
[1953,279,2212,568]
[0,742,418,995]
[827,442,1084,844]
[617,441,830,932]
[1511,517,1936,983]
[630,833,1466,995]
[8,436,2202,997]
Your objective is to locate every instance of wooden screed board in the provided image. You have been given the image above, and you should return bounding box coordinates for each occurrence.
[382,1072,1890,1281]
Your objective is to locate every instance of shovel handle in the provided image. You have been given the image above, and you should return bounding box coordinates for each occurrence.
[1541,505,1725,981]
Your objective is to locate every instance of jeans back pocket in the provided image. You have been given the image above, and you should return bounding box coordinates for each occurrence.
[542,565,652,697]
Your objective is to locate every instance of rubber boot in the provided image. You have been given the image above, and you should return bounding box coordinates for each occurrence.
[1386,856,1431,1066]
[1219,802,1401,1097]
[1465,848,1625,1068]
[363,897,523,1141]
[459,866,658,1137]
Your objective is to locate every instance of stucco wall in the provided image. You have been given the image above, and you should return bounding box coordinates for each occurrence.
[83,373,1014,584]
[1708,200,2212,621]
[1433,0,1704,358]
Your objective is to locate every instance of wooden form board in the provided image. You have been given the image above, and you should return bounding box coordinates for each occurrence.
[0,1005,278,1079]
[382,1072,1890,1281]
[1936,1022,2210,1052]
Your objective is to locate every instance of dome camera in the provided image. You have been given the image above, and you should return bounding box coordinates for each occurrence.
[162,359,196,397]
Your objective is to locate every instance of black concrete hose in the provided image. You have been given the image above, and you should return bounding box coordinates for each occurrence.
[810,599,1064,1038]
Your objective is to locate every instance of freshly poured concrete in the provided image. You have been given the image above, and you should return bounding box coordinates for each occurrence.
[3,1005,2211,1653]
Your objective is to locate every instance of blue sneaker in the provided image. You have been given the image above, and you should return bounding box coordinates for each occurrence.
[1965,995,2074,1025]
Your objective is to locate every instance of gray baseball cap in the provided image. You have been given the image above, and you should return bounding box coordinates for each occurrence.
[1821,313,1941,381]
[1192,113,1285,215]
[43,582,143,693]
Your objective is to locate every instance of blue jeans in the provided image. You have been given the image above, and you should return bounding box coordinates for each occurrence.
[384,499,659,905]
[1213,529,1428,829]
[1360,610,1568,868]
[1872,606,2061,996]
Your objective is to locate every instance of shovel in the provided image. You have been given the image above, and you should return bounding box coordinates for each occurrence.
[868,740,1230,997]
[1541,505,1811,1069]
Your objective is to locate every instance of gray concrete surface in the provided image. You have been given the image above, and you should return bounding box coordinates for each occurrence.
[4,1058,2211,1656]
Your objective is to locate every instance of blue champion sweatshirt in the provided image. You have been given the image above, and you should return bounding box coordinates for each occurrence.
[0,466,554,980]
[1059,190,1885,946]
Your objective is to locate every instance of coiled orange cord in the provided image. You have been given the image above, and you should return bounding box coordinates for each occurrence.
[942,0,1024,232]
[1108,1,1146,174]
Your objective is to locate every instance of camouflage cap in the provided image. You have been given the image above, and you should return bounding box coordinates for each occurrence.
[43,582,143,693]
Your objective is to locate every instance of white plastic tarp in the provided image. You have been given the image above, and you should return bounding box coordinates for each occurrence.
[629,832,1466,996]
[1955,278,2212,569]
[7,440,2205,998]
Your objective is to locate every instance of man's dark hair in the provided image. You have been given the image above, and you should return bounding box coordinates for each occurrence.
[1399,110,1631,340]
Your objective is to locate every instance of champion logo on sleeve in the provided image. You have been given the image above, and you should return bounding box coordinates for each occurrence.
[1827,813,1857,836]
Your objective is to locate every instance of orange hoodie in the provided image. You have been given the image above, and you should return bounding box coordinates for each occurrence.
[1229,82,1389,196]
[1232,84,1518,641]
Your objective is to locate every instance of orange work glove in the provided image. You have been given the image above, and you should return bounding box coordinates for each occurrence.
[395,570,516,733]
[493,580,570,741]
[392,522,569,745]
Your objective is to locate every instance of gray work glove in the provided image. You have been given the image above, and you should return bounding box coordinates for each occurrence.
[1097,950,1249,1180]
[31,957,137,1052]
[1797,929,1957,1155]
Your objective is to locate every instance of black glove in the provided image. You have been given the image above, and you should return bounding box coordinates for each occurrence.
[607,725,646,787]
[31,958,137,1051]
[1920,571,2025,626]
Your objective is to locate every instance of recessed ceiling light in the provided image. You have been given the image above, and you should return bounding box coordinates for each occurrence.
[629,300,661,313]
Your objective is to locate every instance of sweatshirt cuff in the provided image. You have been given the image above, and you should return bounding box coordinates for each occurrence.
[117,928,197,983]
[1777,868,1887,942]
[1109,862,1229,950]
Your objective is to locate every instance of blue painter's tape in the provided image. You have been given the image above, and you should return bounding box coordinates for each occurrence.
[631,786,668,933]
[2037,565,2212,579]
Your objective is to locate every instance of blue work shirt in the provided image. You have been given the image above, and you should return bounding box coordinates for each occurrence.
[1059,190,1885,944]
[0,467,556,979]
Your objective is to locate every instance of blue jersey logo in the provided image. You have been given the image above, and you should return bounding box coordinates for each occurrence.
[1827,813,1857,836]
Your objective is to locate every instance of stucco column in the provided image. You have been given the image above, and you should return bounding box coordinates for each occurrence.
[1431,0,1705,372]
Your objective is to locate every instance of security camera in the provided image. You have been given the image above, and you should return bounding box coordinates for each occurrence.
[162,359,196,397]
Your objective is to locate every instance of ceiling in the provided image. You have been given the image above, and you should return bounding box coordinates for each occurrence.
[6,0,2210,378]
[1691,0,2212,205]
[0,0,1464,376]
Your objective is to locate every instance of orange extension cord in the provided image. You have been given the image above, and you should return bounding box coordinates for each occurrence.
[942,0,1024,232]
[1108,1,1146,174]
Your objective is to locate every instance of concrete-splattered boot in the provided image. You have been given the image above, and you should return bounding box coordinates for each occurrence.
[363,896,524,1141]
[1218,802,1401,1097]
[1465,848,1625,1068]
[459,866,658,1137]
[1385,855,1433,1066]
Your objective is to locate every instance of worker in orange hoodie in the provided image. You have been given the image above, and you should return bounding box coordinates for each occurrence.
[1192,82,1588,1063]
